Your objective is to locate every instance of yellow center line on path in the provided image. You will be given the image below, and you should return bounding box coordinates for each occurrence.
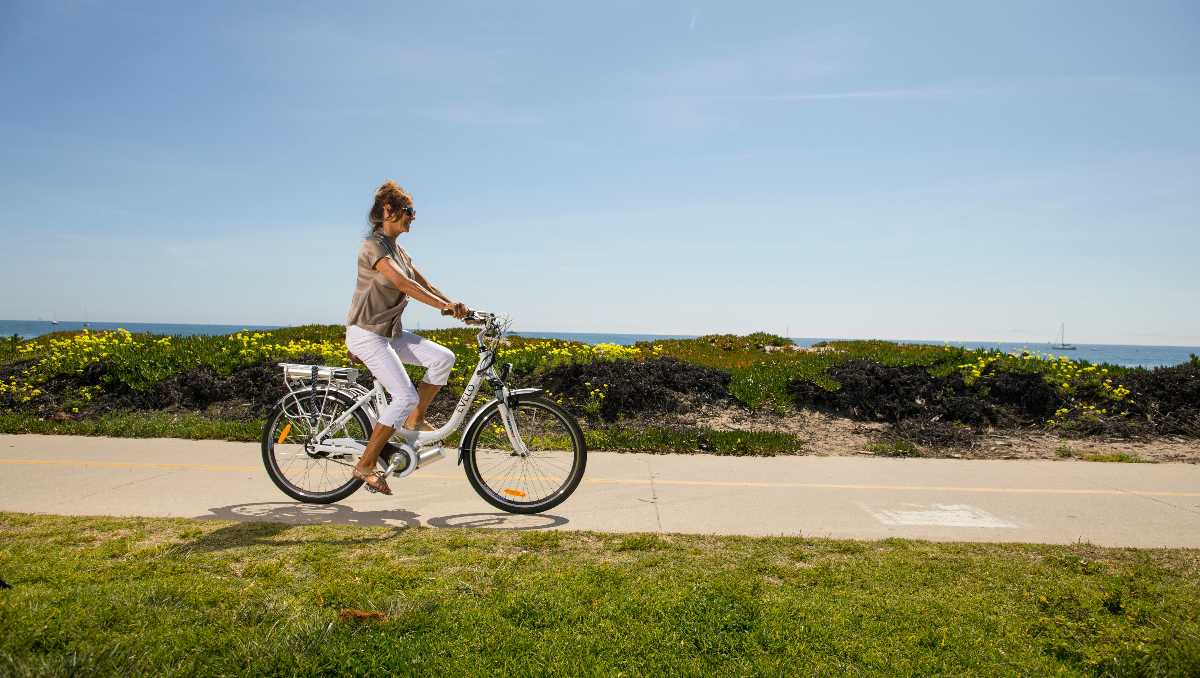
[2,458,1198,498]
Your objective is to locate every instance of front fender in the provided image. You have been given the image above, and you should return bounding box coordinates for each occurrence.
[506,387,544,405]
[456,388,545,465]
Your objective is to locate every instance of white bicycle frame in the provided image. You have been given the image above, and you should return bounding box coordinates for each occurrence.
[285,313,529,462]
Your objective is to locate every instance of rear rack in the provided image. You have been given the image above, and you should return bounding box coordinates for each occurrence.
[278,362,360,385]
[277,363,362,422]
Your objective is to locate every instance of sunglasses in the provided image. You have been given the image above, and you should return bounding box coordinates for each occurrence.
[389,205,415,220]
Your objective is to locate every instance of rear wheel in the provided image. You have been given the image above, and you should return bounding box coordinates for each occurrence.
[261,390,373,504]
[460,395,587,514]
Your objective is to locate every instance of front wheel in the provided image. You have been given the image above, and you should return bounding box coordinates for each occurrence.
[460,395,587,514]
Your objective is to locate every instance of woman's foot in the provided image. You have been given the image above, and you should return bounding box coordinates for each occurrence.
[352,466,392,495]
[402,419,436,432]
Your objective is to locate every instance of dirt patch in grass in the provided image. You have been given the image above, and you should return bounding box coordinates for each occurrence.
[981,432,1199,463]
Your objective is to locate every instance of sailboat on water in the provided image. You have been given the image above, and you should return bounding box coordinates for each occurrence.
[1052,323,1076,351]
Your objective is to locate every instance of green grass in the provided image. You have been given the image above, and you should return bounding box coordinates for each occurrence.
[1,513,1198,675]
[1080,452,1153,463]
[1051,445,1153,463]
[867,439,923,458]
[0,412,263,441]
[585,426,805,456]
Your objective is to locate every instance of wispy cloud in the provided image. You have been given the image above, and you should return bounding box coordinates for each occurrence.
[694,86,969,102]
[290,105,390,122]
[641,30,862,94]
[688,9,697,32]
[418,104,544,127]
[665,75,1165,104]
[633,76,1172,136]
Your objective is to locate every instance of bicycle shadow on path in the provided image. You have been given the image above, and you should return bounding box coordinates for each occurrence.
[186,502,569,551]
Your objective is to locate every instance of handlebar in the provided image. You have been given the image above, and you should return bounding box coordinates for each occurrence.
[458,310,495,326]
[461,310,506,351]
[439,306,491,325]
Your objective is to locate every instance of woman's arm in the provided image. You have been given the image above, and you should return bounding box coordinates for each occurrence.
[374,259,453,311]
[413,267,470,318]
[411,266,451,304]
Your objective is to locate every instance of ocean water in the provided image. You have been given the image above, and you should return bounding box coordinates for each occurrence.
[0,320,279,340]
[3,321,1196,369]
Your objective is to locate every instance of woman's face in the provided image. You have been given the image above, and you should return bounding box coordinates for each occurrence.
[382,204,415,235]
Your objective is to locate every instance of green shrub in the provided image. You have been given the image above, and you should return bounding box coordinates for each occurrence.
[2,326,1194,442]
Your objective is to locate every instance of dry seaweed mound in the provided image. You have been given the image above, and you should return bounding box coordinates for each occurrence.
[1122,359,1200,436]
[886,419,981,449]
[21,355,330,419]
[787,360,994,425]
[536,357,732,422]
[979,370,1062,420]
[786,360,1067,429]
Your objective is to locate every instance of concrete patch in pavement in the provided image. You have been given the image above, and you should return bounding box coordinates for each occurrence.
[863,503,1019,528]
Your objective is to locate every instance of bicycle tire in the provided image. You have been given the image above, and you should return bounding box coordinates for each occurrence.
[460,395,587,514]
[261,389,373,504]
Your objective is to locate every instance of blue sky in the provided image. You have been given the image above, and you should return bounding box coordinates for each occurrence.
[2,1,1198,345]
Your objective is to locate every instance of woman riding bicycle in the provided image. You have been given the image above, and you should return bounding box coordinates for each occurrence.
[345,180,471,495]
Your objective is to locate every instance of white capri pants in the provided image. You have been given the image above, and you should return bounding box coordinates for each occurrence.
[345,324,456,428]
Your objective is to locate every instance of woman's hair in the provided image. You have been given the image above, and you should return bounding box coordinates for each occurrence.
[366,180,414,233]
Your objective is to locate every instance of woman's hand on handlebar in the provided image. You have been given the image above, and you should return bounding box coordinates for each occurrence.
[440,302,472,320]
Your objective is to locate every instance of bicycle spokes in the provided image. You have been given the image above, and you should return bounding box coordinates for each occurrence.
[471,401,579,506]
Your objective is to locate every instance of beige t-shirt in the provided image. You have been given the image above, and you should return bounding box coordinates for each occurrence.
[345,230,417,337]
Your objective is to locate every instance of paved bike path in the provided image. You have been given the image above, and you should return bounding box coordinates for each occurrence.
[2,434,1199,547]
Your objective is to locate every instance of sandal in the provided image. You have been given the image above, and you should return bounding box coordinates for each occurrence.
[352,467,393,495]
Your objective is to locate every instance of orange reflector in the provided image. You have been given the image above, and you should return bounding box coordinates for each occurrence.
[276,423,292,444]
[502,488,526,498]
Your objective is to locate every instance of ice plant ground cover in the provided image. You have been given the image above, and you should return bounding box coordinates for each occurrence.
[0,512,1197,675]
[0,326,1196,453]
